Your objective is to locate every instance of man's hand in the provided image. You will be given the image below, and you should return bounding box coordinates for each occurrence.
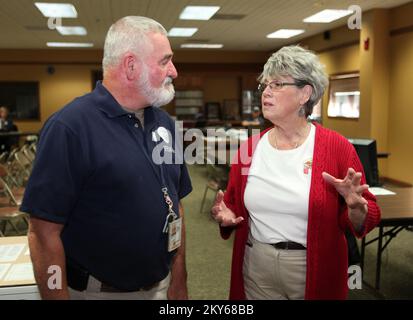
[211,190,244,227]
[167,274,188,300]
[28,217,69,299]
[168,202,188,300]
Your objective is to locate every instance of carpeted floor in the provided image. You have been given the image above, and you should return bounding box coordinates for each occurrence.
[182,164,233,300]
[183,164,413,300]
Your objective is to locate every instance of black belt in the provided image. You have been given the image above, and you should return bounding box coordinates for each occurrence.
[100,281,158,293]
[66,258,160,293]
[271,241,306,250]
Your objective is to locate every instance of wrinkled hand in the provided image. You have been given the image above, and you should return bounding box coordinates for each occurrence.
[322,168,369,210]
[211,190,244,227]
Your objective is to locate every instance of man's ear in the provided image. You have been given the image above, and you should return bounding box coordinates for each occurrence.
[123,53,139,81]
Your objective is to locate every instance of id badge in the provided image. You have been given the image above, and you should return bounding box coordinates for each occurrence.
[168,217,182,252]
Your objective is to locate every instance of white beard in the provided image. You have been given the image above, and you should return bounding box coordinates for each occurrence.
[138,64,175,107]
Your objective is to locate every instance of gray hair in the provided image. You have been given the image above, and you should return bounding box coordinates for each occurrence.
[102,16,167,74]
[258,45,328,117]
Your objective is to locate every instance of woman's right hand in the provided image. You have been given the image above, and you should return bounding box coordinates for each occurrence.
[211,190,244,227]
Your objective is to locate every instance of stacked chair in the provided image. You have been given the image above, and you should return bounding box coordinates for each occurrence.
[199,160,229,214]
[0,139,36,236]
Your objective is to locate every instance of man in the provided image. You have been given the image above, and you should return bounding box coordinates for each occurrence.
[21,16,192,300]
[0,105,17,152]
[0,106,15,131]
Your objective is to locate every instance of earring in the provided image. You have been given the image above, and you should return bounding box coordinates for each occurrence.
[298,106,306,117]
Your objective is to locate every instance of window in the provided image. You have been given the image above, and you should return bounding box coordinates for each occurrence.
[0,82,40,120]
[327,73,360,119]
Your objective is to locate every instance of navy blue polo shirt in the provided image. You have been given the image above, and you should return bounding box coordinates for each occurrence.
[21,81,192,290]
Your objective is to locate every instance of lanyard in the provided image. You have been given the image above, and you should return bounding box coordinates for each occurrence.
[130,114,178,233]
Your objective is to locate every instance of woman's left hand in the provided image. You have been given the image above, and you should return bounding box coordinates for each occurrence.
[322,168,369,210]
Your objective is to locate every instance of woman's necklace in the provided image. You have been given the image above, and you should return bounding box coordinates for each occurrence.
[272,124,309,150]
[272,132,298,149]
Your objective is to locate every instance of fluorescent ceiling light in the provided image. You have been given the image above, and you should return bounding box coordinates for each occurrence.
[266,29,305,39]
[56,26,87,36]
[179,6,220,20]
[168,27,198,37]
[47,42,93,47]
[181,43,223,49]
[303,9,353,23]
[35,2,78,18]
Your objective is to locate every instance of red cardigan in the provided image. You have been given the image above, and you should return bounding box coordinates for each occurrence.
[221,123,381,300]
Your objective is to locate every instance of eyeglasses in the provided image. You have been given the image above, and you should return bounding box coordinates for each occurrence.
[257,79,309,93]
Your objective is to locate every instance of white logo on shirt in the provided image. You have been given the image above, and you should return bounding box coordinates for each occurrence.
[152,126,174,153]
[152,126,170,144]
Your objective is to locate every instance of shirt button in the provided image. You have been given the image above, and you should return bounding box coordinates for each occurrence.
[134,123,139,128]
[128,115,132,119]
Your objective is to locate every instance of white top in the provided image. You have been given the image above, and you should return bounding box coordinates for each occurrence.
[244,124,316,247]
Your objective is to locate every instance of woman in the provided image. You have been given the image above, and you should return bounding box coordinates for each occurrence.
[211,45,380,300]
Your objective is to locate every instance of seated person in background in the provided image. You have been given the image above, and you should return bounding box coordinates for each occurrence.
[0,106,17,152]
[0,106,15,131]
[242,106,265,126]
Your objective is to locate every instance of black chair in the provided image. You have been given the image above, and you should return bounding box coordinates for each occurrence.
[199,161,228,214]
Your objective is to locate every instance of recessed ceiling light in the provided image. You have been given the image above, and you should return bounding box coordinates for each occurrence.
[35,2,78,18]
[168,27,198,37]
[56,26,87,36]
[266,29,305,39]
[179,6,220,20]
[47,42,93,47]
[303,9,353,23]
[180,43,223,49]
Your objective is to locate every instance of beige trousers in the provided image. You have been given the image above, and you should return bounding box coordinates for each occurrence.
[243,235,306,300]
[69,272,170,300]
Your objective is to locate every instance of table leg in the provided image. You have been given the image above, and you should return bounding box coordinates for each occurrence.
[360,236,366,278]
[375,226,384,290]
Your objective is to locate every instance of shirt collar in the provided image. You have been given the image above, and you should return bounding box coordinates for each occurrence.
[94,81,129,118]
[93,81,158,130]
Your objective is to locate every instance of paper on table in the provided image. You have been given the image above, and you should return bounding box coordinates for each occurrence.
[368,187,396,196]
[0,263,11,281]
[0,244,26,262]
[4,263,34,282]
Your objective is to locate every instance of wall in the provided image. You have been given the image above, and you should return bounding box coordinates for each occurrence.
[298,2,413,184]
[317,45,360,137]
[388,31,413,183]
[203,75,240,107]
[319,4,413,185]
[0,64,99,132]
[299,26,363,137]
[0,49,267,131]
[0,49,102,131]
